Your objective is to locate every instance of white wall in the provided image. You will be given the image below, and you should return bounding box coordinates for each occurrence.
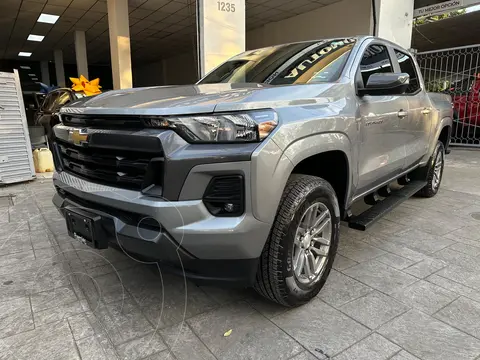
[247,0,373,49]
[375,0,414,49]
[198,0,245,75]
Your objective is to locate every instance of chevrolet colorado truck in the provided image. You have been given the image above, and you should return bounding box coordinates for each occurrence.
[51,36,453,306]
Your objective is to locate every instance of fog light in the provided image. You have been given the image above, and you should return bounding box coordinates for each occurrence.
[203,175,244,217]
[224,203,235,213]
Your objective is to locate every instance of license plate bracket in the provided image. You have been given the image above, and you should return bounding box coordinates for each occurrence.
[65,207,109,249]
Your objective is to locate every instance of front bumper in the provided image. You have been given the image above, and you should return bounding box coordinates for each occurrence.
[52,171,271,286]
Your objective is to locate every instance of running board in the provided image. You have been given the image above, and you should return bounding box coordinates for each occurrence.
[348,180,427,231]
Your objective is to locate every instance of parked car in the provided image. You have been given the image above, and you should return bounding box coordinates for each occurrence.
[447,74,480,137]
[35,88,85,144]
[51,36,453,306]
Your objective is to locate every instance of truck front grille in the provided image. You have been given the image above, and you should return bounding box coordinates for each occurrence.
[55,140,164,191]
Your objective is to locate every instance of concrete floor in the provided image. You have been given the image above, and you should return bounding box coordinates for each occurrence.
[0,149,479,360]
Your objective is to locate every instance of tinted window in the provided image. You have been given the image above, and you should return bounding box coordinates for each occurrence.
[56,92,71,109]
[359,45,393,86]
[41,92,59,112]
[395,50,420,93]
[198,38,357,85]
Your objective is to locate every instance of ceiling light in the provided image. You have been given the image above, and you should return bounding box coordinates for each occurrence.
[20,66,31,69]
[32,78,38,81]
[27,34,45,42]
[37,13,59,24]
[28,74,36,77]
[18,52,32,57]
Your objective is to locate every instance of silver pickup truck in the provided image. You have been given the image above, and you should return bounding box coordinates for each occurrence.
[51,36,453,306]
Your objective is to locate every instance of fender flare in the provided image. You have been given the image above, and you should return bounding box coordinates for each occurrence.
[434,116,453,149]
[283,132,352,168]
[420,116,453,166]
[251,132,353,224]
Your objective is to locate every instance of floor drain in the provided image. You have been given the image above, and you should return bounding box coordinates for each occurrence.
[471,212,480,221]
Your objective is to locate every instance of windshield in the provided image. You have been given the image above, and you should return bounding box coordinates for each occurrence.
[198,38,357,85]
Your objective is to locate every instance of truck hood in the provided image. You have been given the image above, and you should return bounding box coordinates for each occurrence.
[60,83,336,116]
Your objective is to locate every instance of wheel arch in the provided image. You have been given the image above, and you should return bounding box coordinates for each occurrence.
[283,132,352,219]
[290,150,349,218]
[438,123,451,150]
[251,133,353,224]
[423,116,453,162]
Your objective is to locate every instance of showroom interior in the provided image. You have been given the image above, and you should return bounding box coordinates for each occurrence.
[1,0,473,91]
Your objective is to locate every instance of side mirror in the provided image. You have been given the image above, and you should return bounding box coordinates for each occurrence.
[358,73,410,96]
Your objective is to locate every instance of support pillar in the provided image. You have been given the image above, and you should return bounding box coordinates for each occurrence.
[197,0,245,77]
[54,49,65,87]
[40,61,50,85]
[373,0,414,49]
[74,30,89,78]
[107,0,132,89]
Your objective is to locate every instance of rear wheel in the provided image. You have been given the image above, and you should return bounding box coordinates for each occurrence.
[416,141,445,198]
[254,175,340,307]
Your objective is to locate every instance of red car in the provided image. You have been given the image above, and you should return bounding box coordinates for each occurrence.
[449,74,480,137]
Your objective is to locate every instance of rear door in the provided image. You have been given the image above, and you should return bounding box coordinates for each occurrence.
[355,43,408,195]
[393,49,432,168]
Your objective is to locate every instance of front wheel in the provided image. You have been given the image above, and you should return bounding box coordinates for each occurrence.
[254,175,340,307]
[416,141,445,198]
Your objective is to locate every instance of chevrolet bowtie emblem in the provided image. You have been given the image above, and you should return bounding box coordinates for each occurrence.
[70,129,88,146]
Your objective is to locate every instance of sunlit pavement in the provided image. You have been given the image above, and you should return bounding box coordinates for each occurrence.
[0,149,480,360]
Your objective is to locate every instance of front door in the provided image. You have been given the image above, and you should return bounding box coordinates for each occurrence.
[356,44,408,195]
[394,49,432,167]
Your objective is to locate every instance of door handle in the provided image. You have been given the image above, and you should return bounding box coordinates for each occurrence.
[397,110,408,118]
[421,108,431,115]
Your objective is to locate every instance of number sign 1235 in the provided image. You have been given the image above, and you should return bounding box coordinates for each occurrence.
[217,1,236,12]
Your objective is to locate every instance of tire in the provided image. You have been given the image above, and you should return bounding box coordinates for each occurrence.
[254,174,340,307]
[416,141,445,198]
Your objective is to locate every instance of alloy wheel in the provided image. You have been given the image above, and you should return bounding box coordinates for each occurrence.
[432,149,444,190]
[293,202,332,285]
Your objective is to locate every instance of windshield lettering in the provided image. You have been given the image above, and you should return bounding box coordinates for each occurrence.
[284,39,356,79]
[198,37,357,85]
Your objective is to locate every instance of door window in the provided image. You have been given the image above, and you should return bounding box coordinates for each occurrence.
[395,50,420,93]
[55,91,72,109]
[41,92,59,112]
[359,45,394,86]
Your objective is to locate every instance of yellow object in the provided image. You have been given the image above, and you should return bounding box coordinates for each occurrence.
[70,75,102,96]
[33,148,54,173]
[223,329,233,337]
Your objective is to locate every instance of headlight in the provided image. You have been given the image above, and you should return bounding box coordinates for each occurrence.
[143,110,278,143]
